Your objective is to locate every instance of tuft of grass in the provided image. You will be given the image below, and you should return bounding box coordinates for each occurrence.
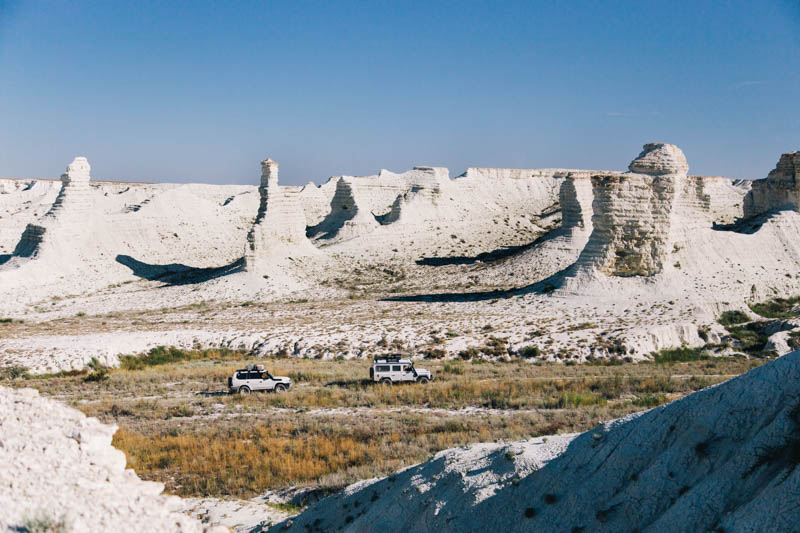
[22,511,70,533]
[653,346,709,364]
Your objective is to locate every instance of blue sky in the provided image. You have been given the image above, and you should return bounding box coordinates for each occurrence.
[1,0,798,185]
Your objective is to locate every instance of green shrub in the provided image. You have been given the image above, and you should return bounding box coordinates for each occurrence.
[788,330,800,351]
[749,296,800,319]
[653,346,708,364]
[83,357,109,382]
[518,345,541,359]
[725,323,769,355]
[717,310,749,326]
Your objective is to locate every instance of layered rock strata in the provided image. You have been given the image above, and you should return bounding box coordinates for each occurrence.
[744,151,800,218]
[573,143,707,277]
[244,158,313,270]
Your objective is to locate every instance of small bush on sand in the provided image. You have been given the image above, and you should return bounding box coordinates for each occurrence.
[0,365,30,381]
[518,345,541,359]
[83,358,109,382]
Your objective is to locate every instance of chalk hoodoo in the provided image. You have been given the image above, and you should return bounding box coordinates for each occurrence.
[573,143,704,277]
[244,158,311,270]
[744,151,800,218]
[10,156,93,260]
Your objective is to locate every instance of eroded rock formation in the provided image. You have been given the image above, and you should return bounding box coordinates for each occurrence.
[244,158,312,270]
[573,143,710,277]
[10,157,93,260]
[744,151,800,218]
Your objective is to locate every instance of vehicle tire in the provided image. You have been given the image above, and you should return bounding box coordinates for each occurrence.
[238,386,251,395]
[417,376,430,384]
[380,378,392,385]
[274,383,286,393]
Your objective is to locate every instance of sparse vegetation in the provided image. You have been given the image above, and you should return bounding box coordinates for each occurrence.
[749,295,800,319]
[7,354,763,498]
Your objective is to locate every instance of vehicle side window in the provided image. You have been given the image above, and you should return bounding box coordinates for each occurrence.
[377,365,390,372]
[249,371,262,380]
[236,371,247,380]
[392,365,401,372]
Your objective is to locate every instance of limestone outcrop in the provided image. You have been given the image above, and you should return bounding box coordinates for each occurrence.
[244,158,314,270]
[0,386,220,532]
[306,166,451,243]
[573,143,709,277]
[744,151,800,218]
[9,157,93,260]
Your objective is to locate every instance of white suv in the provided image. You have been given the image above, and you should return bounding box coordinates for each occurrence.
[228,364,292,394]
[370,355,433,384]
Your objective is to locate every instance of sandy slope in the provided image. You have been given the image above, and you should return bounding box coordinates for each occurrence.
[271,350,800,533]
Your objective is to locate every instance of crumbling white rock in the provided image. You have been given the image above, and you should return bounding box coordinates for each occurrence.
[0,386,222,532]
[744,151,800,218]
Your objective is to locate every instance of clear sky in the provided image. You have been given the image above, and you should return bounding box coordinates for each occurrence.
[1,1,798,185]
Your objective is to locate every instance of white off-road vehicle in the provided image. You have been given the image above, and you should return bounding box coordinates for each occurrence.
[228,364,292,394]
[370,355,433,384]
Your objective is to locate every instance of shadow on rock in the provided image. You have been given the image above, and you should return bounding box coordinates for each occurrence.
[416,226,562,267]
[115,255,244,286]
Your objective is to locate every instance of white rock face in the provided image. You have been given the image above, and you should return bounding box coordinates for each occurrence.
[0,386,221,532]
[273,350,800,533]
[244,158,316,271]
[10,157,94,260]
[744,151,800,218]
[572,143,703,277]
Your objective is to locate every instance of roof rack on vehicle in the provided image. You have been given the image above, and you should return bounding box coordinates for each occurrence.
[373,354,403,362]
